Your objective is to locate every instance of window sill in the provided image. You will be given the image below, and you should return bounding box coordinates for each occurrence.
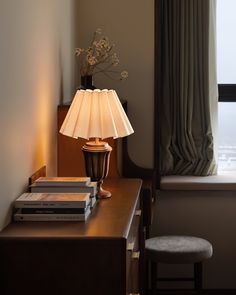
[160,173,236,190]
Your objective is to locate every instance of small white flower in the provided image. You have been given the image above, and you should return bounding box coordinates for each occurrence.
[121,70,128,79]
[86,47,93,53]
[87,54,97,65]
[98,37,110,49]
[75,48,83,56]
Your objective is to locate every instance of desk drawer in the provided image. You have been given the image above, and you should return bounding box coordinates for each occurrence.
[127,247,140,294]
[126,206,141,294]
[0,178,144,295]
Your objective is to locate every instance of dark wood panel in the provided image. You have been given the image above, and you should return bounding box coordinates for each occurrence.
[28,166,46,186]
[0,239,126,295]
[0,178,144,295]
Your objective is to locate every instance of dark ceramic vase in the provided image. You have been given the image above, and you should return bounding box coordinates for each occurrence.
[79,75,96,90]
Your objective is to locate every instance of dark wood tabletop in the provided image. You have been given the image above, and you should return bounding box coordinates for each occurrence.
[0,178,142,240]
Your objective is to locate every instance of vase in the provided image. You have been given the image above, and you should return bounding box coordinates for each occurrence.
[79,75,96,90]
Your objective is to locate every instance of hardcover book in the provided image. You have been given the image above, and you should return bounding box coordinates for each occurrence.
[30,182,97,196]
[20,208,87,214]
[35,177,91,187]
[14,207,91,221]
[14,192,91,208]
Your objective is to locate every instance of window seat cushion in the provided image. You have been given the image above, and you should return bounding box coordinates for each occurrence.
[160,174,236,190]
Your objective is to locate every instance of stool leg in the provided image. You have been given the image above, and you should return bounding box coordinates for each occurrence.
[151,261,157,295]
[194,262,203,290]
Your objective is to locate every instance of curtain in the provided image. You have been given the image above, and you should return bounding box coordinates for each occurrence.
[160,0,218,176]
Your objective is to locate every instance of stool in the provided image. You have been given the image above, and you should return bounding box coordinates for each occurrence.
[145,236,213,293]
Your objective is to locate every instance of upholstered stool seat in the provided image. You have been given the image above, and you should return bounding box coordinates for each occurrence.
[145,235,213,292]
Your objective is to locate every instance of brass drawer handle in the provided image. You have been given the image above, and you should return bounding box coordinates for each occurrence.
[127,242,135,251]
[135,209,141,216]
[129,293,140,295]
[132,251,140,259]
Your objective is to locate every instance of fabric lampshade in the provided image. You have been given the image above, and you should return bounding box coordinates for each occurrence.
[60,89,134,140]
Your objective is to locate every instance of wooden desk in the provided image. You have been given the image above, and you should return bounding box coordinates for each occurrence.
[0,179,144,295]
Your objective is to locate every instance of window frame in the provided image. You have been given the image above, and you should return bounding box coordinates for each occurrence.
[218,84,236,102]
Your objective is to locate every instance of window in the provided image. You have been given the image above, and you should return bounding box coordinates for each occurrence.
[217,0,236,172]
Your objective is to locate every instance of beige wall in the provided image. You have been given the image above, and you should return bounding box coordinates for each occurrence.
[74,0,154,169]
[0,0,75,230]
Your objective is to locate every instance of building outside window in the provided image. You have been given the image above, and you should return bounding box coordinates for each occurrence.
[217,0,236,172]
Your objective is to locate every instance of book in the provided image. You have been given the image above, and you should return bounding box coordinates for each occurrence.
[35,177,91,187]
[20,208,87,214]
[90,195,97,209]
[14,192,91,208]
[14,207,91,221]
[17,197,96,213]
[30,182,97,196]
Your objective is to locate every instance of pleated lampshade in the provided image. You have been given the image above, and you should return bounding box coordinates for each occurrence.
[60,89,134,140]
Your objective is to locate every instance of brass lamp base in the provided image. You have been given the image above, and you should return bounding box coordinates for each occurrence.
[82,139,112,199]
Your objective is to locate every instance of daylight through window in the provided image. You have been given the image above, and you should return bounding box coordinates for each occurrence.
[217,0,236,172]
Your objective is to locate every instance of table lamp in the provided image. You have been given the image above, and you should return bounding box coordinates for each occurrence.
[60,89,134,198]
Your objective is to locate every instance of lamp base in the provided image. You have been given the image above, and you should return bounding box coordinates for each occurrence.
[82,139,112,198]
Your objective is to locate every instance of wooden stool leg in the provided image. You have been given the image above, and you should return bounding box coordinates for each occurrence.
[151,261,157,295]
[194,262,203,290]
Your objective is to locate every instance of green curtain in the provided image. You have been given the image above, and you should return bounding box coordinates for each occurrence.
[160,0,218,176]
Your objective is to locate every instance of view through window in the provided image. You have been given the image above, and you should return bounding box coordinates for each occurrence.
[217,0,236,172]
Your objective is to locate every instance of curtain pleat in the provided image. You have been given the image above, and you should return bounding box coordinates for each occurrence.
[160,0,217,176]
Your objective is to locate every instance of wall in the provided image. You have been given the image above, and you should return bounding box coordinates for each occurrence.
[74,0,154,169]
[0,0,75,230]
[151,190,236,289]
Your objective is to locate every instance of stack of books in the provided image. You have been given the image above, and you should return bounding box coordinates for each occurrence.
[13,192,93,221]
[13,177,98,222]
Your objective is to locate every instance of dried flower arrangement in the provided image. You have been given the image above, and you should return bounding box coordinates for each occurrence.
[75,29,128,81]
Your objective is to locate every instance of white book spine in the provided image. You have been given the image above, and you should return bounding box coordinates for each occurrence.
[15,196,96,209]
[14,201,88,209]
[90,196,97,209]
[35,181,91,187]
[35,177,91,187]
[30,184,97,196]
